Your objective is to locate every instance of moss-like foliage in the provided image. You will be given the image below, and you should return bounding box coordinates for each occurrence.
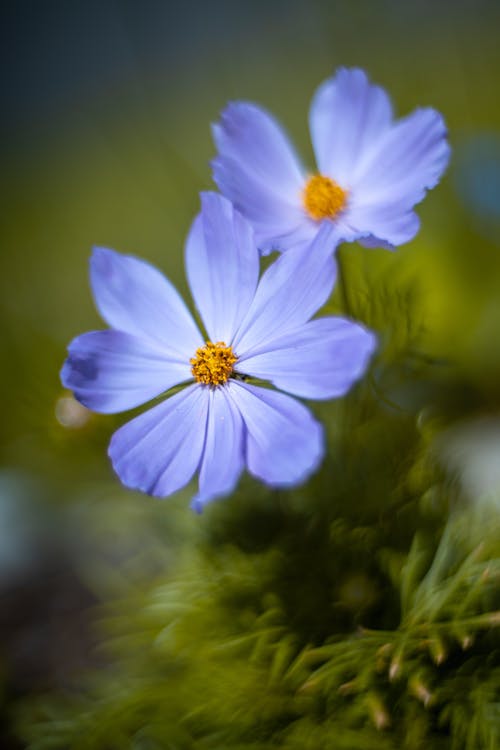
[15,369,500,748]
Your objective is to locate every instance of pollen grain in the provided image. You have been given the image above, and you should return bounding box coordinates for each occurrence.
[190,341,237,386]
[303,174,347,221]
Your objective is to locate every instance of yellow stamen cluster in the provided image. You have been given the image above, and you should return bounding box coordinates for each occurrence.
[303,174,348,221]
[190,341,237,386]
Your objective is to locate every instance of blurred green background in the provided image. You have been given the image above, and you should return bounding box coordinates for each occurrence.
[1,1,500,747]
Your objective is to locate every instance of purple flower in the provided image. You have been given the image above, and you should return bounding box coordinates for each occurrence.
[61,193,376,509]
[212,67,450,254]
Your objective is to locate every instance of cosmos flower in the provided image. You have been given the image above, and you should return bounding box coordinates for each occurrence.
[212,67,450,254]
[61,193,376,509]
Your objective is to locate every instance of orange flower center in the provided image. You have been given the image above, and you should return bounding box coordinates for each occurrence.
[190,341,237,386]
[303,174,348,221]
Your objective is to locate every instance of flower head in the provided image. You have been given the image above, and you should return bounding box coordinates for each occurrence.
[212,67,450,254]
[61,193,376,509]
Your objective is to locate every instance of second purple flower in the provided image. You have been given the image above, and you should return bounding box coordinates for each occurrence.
[212,67,450,254]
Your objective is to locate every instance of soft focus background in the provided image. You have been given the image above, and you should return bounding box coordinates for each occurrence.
[1,1,500,747]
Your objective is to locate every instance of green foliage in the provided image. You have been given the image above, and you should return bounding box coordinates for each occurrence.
[14,380,500,748]
[16,517,500,748]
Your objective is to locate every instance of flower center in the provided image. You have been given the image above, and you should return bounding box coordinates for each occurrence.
[190,341,238,386]
[303,174,348,221]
